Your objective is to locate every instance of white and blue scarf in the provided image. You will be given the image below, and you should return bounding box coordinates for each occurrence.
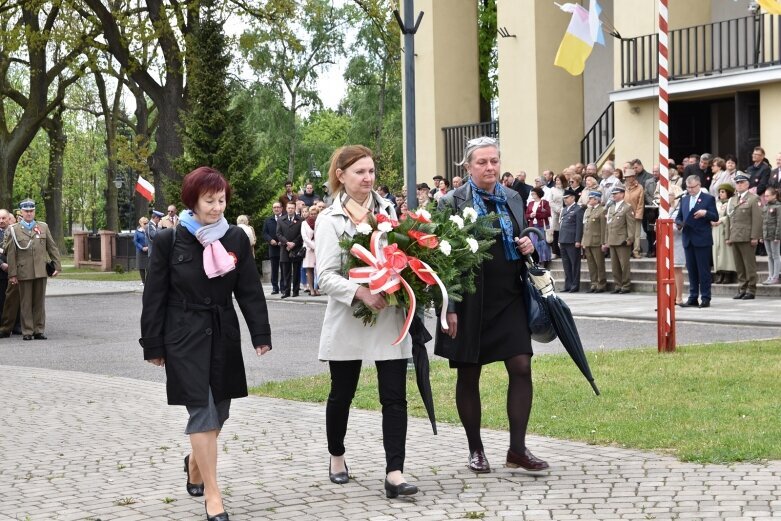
[468,178,520,261]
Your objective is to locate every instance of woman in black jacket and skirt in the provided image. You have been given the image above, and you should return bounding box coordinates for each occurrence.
[436,137,549,475]
[140,167,272,521]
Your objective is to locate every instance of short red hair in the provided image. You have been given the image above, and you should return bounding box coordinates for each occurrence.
[181,167,232,209]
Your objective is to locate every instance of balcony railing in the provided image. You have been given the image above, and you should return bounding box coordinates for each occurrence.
[622,13,781,88]
[581,102,614,166]
[442,120,499,180]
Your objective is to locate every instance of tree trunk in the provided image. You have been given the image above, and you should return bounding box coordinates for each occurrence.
[286,92,297,183]
[43,107,67,252]
[150,86,185,208]
[375,61,388,171]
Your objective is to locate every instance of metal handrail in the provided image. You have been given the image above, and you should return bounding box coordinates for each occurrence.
[580,102,614,166]
[442,120,499,180]
[621,12,781,88]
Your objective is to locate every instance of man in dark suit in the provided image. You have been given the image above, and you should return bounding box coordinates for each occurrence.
[276,201,303,298]
[683,153,712,190]
[746,146,771,197]
[262,202,283,294]
[558,188,584,292]
[511,170,531,206]
[675,176,719,308]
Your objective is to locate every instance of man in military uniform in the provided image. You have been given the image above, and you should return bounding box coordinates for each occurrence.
[0,199,61,340]
[603,184,635,293]
[726,174,763,299]
[582,191,607,292]
[558,188,584,292]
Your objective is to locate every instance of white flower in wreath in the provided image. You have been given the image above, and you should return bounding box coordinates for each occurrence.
[462,207,478,223]
[377,221,393,233]
[466,237,479,253]
[418,208,432,221]
[449,215,465,229]
[439,239,452,256]
[356,222,373,235]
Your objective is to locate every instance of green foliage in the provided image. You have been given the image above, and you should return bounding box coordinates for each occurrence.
[339,206,498,326]
[253,340,781,464]
[478,0,498,107]
[178,8,261,224]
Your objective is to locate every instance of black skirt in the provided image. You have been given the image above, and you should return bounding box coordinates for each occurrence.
[450,204,532,368]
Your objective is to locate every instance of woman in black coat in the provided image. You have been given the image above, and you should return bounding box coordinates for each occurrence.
[140,167,272,521]
[435,137,549,476]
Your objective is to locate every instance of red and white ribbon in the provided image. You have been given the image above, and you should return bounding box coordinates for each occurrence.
[348,231,449,345]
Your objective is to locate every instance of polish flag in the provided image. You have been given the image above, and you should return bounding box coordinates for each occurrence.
[135,175,154,202]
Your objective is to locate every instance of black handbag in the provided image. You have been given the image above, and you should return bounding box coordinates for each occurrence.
[45,260,56,276]
[521,273,556,343]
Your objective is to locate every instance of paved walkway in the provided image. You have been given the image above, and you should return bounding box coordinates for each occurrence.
[3,365,780,521]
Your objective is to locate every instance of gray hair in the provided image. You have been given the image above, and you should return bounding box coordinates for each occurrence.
[456,136,500,166]
[236,214,249,225]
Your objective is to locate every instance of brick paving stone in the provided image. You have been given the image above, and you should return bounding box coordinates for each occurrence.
[2,365,781,521]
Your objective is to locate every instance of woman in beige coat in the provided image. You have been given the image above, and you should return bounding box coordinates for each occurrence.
[314,145,417,498]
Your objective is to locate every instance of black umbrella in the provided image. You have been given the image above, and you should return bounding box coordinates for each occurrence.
[521,227,600,396]
[409,313,437,434]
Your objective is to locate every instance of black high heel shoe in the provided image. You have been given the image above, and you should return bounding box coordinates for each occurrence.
[329,457,349,484]
[205,503,229,521]
[184,455,205,497]
[384,478,418,498]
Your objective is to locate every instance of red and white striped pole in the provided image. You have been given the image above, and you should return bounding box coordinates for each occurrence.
[656,0,676,352]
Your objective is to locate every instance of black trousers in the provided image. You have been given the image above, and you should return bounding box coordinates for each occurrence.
[560,243,582,291]
[280,259,301,295]
[269,256,280,291]
[643,214,656,253]
[326,359,408,474]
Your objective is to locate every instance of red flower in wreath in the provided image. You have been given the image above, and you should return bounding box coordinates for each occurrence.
[407,229,439,249]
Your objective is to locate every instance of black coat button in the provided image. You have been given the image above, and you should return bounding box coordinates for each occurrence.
[204,297,211,304]
[178,254,184,261]
[205,328,212,335]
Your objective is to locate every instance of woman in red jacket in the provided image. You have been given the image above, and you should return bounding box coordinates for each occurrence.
[525,187,552,264]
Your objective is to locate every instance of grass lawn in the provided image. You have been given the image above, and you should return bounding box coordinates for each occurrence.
[251,340,781,464]
[56,256,141,281]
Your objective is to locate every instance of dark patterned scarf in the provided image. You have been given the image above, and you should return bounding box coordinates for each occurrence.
[468,178,520,261]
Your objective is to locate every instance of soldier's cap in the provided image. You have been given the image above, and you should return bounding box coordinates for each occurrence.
[19,199,35,210]
[611,184,626,194]
[563,187,578,198]
[151,210,165,218]
[734,174,750,183]
[588,190,602,199]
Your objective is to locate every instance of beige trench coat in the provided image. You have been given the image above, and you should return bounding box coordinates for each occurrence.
[315,192,412,361]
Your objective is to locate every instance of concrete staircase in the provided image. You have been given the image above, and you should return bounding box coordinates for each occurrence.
[547,255,781,297]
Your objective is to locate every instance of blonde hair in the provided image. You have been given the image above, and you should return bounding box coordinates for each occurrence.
[138,217,149,226]
[327,145,374,195]
[236,214,249,225]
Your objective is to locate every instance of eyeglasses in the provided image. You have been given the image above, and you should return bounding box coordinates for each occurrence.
[466,136,498,147]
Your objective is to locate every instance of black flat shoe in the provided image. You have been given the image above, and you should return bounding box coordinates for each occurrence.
[329,458,349,484]
[33,333,47,340]
[22,335,32,341]
[205,504,229,521]
[0,331,10,338]
[384,478,418,498]
[184,455,205,497]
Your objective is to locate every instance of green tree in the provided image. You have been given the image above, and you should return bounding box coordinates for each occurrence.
[178,4,260,222]
[240,0,350,182]
[478,0,497,121]
[0,1,91,210]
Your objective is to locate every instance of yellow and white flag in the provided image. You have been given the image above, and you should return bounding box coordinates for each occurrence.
[554,3,595,75]
[758,0,781,15]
